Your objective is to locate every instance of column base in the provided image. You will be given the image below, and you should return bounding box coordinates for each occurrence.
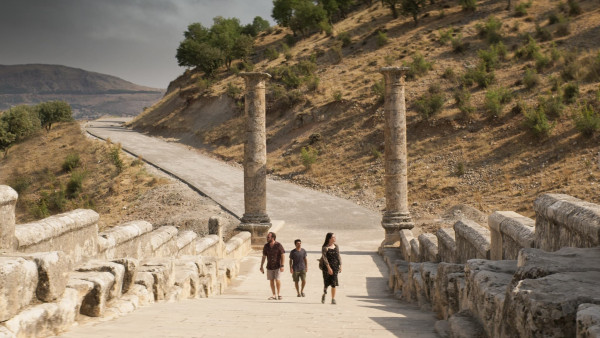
[238,222,272,247]
[381,212,414,248]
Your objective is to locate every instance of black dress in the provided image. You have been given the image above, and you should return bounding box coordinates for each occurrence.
[322,244,341,288]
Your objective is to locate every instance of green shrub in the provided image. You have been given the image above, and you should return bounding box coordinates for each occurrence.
[442,67,456,80]
[584,52,600,82]
[477,16,503,44]
[265,47,279,61]
[535,23,553,42]
[459,0,477,11]
[538,94,565,118]
[523,106,554,137]
[306,75,320,92]
[516,36,540,60]
[550,43,562,62]
[463,64,495,88]
[451,34,469,53]
[66,171,85,199]
[414,85,445,120]
[62,153,80,172]
[376,31,388,48]
[372,79,385,102]
[332,90,343,102]
[523,68,541,89]
[438,28,454,45]
[109,144,124,173]
[226,82,242,99]
[405,53,432,80]
[9,176,30,195]
[338,32,352,47]
[478,43,506,70]
[455,162,466,176]
[300,146,318,170]
[550,75,562,92]
[562,82,579,104]
[534,51,552,71]
[549,12,565,25]
[454,87,475,118]
[555,20,570,37]
[574,104,600,137]
[514,2,531,17]
[567,0,581,16]
[197,78,213,92]
[485,87,512,116]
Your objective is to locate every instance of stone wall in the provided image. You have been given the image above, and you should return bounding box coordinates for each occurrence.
[381,193,600,338]
[0,185,252,337]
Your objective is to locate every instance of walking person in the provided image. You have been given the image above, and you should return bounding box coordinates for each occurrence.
[320,232,342,304]
[289,239,307,297]
[260,232,285,300]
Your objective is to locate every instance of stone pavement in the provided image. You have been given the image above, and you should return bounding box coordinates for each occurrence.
[58,119,438,337]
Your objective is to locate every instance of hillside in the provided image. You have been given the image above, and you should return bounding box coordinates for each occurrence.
[130,0,600,229]
[0,64,164,119]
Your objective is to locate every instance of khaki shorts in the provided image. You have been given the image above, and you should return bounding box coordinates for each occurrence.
[266,269,281,280]
[292,271,306,282]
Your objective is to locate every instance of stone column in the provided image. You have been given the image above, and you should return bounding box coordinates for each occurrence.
[0,185,18,251]
[237,72,272,246]
[380,67,414,247]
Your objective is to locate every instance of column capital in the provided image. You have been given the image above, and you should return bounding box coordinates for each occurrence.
[240,72,271,81]
[379,66,410,76]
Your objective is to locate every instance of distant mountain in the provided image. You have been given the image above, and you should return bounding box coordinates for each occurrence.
[0,64,165,119]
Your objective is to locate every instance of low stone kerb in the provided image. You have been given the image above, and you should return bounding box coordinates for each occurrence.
[15,209,99,248]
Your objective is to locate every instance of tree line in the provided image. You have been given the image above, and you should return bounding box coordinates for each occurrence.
[0,101,73,156]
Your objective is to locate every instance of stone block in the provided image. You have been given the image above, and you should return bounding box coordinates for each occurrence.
[0,185,17,251]
[134,271,155,295]
[399,229,415,261]
[502,271,600,337]
[218,258,239,282]
[409,238,420,263]
[76,260,125,300]
[534,194,600,251]
[0,257,38,322]
[465,259,516,337]
[3,288,79,337]
[447,310,487,338]
[436,227,458,263]
[489,211,535,260]
[0,326,13,338]
[515,247,600,281]
[97,220,152,260]
[112,258,139,294]
[139,258,175,301]
[433,263,465,320]
[454,220,491,263]
[69,271,115,317]
[4,251,71,302]
[391,260,409,299]
[174,260,200,298]
[420,262,438,309]
[146,226,178,258]
[15,209,99,266]
[380,248,403,271]
[225,231,251,259]
[418,233,440,262]
[195,235,220,256]
[577,303,600,338]
[176,231,198,256]
[128,284,154,306]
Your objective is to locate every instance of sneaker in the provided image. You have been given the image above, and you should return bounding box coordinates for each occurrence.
[321,293,326,304]
[301,292,305,297]
[332,299,337,305]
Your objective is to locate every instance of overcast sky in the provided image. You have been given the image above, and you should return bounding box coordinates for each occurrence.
[0,0,274,88]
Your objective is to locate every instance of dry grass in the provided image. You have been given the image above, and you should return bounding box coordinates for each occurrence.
[0,122,168,229]
[131,0,600,225]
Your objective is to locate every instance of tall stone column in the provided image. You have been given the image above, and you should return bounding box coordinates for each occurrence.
[238,72,272,246]
[0,185,18,251]
[380,67,414,247]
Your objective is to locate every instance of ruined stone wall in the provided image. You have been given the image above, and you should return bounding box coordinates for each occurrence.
[381,193,600,338]
[0,185,252,337]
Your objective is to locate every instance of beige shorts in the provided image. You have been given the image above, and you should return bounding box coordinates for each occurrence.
[266,269,281,280]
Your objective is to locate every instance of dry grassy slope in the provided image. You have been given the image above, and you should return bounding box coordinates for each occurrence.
[132,0,600,227]
[0,122,169,229]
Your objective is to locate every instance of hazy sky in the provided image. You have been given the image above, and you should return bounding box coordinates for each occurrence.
[0,0,274,88]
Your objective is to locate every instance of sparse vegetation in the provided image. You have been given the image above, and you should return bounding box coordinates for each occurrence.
[523,68,541,89]
[477,16,503,44]
[562,82,579,104]
[485,86,513,117]
[376,31,388,47]
[62,153,80,172]
[414,84,445,120]
[459,0,477,12]
[454,87,475,118]
[405,53,432,80]
[573,104,600,137]
[300,146,318,170]
[523,105,554,137]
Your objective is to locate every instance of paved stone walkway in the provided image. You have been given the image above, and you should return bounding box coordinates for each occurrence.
[58,119,438,337]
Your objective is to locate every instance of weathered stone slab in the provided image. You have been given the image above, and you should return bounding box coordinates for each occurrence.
[418,233,440,262]
[69,271,115,317]
[454,220,491,263]
[0,186,17,251]
[447,310,487,338]
[134,271,155,295]
[147,226,178,258]
[112,258,138,294]
[515,247,600,281]
[3,288,79,337]
[3,251,71,302]
[577,303,600,338]
[390,260,409,299]
[174,260,200,298]
[399,229,415,261]
[433,263,465,320]
[128,284,154,306]
[195,235,220,256]
[420,262,438,310]
[15,209,99,266]
[465,259,516,337]
[176,231,198,257]
[534,193,600,251]
[0,257,38,322]
[225,231,251,259]
[97,220,152,260]
[65,279,93,320]
[76,260,125,300]
[218,258,239,282]
[489,211,535,260]
[410,238,420,263]
[380,248,404,271]
[0,325,13,337]
[436,227,458,263]
[139,258,175,301]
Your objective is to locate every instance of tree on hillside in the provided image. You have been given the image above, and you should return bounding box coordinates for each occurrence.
[382,0,400,18]
[4,105,41,138]
[0,119,16,157]
[37,101,72,131]
[242,16,271,36]
[272,0,328,36]
[400,0,427,24]
[318,0,354,23]
[210,17,254,70]
[176,39,223,76]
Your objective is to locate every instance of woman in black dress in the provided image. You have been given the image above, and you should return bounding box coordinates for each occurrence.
[321,232,342,304]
